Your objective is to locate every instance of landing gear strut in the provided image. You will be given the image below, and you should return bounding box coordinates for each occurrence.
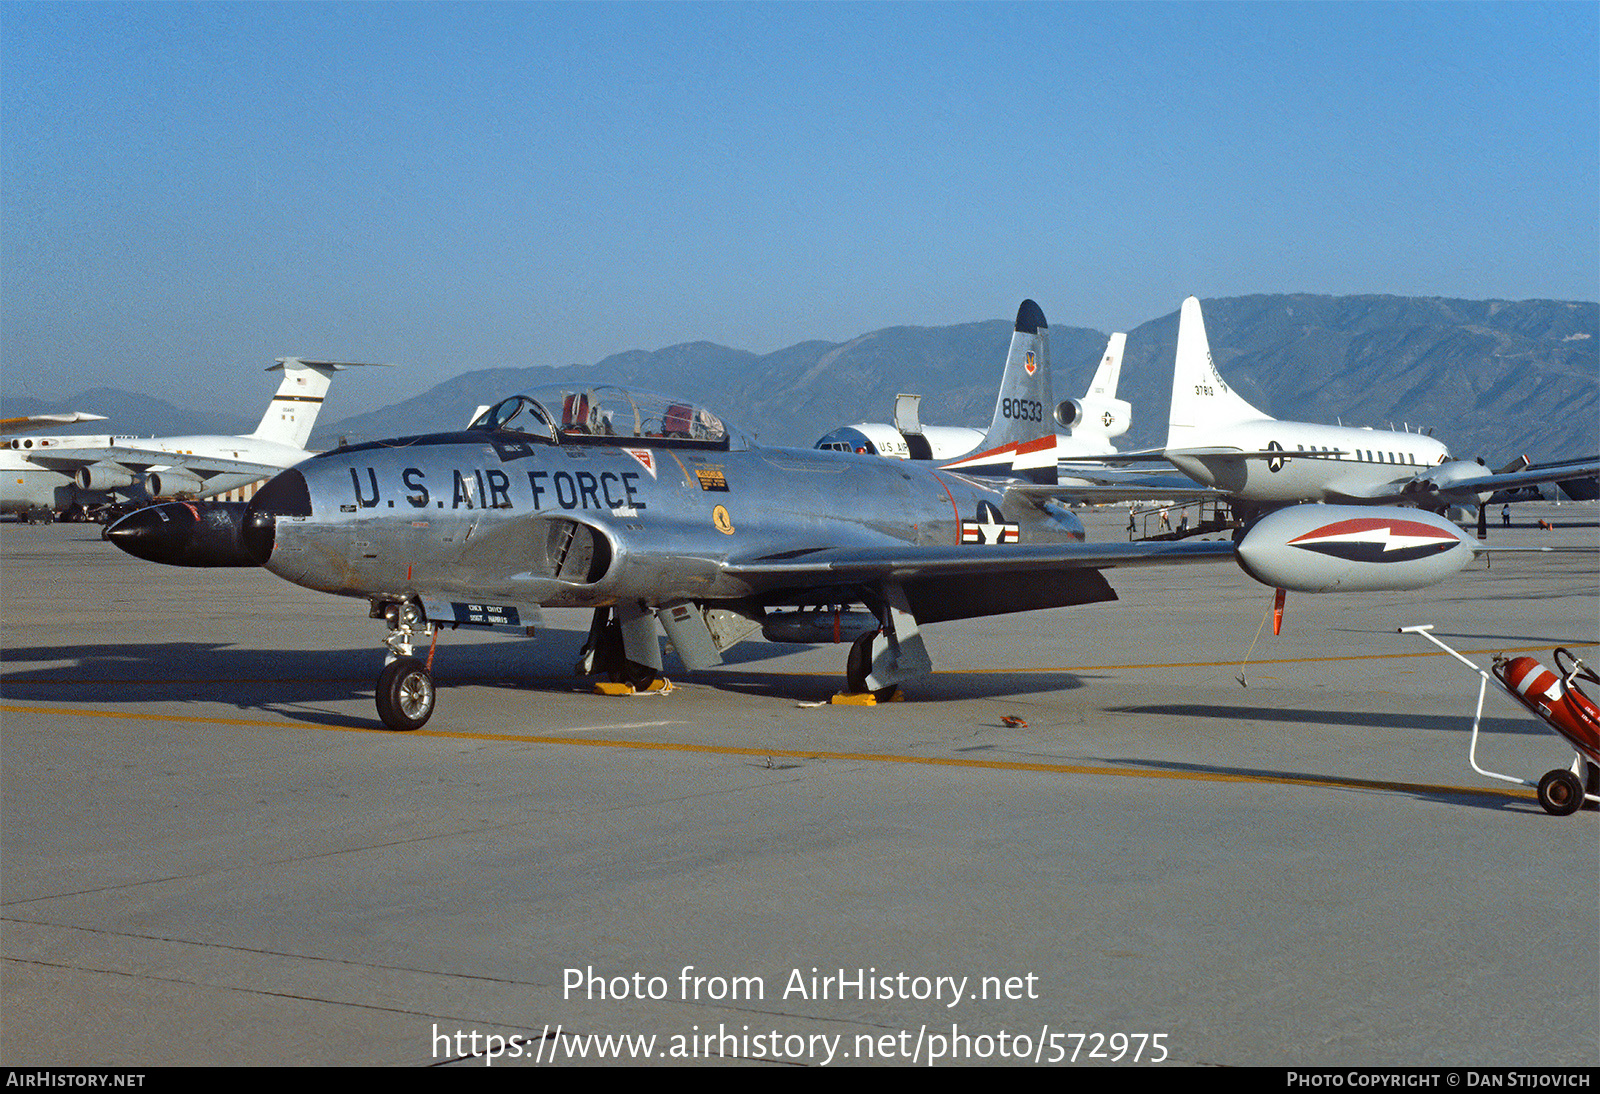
[375,600,437,730]
[845,630,895,702]
[576,605,667,691]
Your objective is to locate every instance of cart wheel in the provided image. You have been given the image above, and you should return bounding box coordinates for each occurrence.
[1536,769,1584,817]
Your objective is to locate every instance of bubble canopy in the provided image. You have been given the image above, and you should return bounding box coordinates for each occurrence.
[467,385,745,450]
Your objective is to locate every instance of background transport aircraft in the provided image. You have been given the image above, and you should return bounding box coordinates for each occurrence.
[817,302,1219,514]
[817,304,1135,478]
[108,366,1499,732]
[1,358,385,522]
[1138,297,1600,520]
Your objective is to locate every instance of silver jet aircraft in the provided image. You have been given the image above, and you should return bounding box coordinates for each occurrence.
[107,303,1492,731]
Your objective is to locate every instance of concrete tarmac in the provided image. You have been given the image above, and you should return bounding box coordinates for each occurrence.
[2,504,1596,1067]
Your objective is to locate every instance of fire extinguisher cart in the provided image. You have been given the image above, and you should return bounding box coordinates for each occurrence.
[1401,625,1600,816]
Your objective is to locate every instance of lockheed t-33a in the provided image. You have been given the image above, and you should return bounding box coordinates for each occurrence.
[108,302,1491,731]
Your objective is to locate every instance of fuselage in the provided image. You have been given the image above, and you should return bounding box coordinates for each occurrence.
[1,435,135,512]
[0,432,313,513]
[1167,420,1451,504]
[250,426,1086,611]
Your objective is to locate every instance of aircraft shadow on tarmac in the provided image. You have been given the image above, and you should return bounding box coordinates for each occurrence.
[1325,626,1599,646]
[0,637,1086,718]
[1104,702,1547,737]
[1104,753,1575,816]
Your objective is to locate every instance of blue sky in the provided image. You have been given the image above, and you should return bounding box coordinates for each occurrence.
[3,1,1596,415]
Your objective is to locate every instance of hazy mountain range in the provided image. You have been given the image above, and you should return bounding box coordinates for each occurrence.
[7,295,1595,465]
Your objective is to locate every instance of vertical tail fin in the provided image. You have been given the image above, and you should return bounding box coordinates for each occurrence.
[1059,332,1132,452]
[978,299,1054,451]
[250,359,385,450]
[1166,296,1266,449]
[1087,331,1125,399]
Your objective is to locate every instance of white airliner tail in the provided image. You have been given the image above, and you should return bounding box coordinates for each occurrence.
[1088,331,1125,398]
[1166,296,1268,449]
[1059,331,1132,451]
[251,359,384,450]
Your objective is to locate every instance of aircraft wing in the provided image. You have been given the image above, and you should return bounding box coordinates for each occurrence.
[724,537,1236,582]
[1061,446,1172,465]
[0,412,108,434]
[731,536,1240,625]
[1330,457,1600,505]
[1095,446,1354,464]
[22,445,288,481]
[1010,472,1225,505]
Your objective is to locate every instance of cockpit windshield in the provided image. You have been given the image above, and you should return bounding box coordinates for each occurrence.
[468,385,740,450]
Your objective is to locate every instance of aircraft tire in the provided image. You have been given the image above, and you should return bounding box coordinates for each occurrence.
[846,631,893,702]
[377,657,434,732]
[1536,769,1584,817]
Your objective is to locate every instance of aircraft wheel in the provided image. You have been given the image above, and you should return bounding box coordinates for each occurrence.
[377,657,434,731]
[621,659,664,690]
[845,631,893,701]
[1536,769,1584,816]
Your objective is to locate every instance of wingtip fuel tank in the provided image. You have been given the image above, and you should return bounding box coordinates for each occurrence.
[1235,505,1476,593]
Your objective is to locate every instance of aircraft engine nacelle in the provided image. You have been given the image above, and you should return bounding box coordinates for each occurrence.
[75,462,139,492]
[145,469,205,498]
[1055,397,1132,440]
[1409,459,1496,505]
[1235,505,1476,593]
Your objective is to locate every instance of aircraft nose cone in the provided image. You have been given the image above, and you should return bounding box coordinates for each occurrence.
[106,501,260,567]
[105,503,198,565]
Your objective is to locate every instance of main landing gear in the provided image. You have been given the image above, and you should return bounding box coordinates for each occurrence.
[576,605,670,694]
[374,600,438,731]
[844,630,898,704]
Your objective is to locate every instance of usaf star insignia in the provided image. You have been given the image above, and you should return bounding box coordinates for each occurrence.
[960,501,1019,545]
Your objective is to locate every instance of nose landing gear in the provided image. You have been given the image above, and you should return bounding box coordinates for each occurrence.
[375,600,438,731]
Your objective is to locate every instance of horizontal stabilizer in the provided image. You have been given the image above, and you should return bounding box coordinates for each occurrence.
[1,412,109,434]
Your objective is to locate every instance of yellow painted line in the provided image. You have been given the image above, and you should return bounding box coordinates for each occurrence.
[0,704,325,730]
[0,702,1533,803]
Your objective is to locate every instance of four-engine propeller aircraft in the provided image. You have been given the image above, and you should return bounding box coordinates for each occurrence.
[1133,297,1600,518]
[1,358,385,521]
[107,302,1497,732]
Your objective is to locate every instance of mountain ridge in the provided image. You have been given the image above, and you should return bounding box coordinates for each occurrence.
[7,294,1593,464]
